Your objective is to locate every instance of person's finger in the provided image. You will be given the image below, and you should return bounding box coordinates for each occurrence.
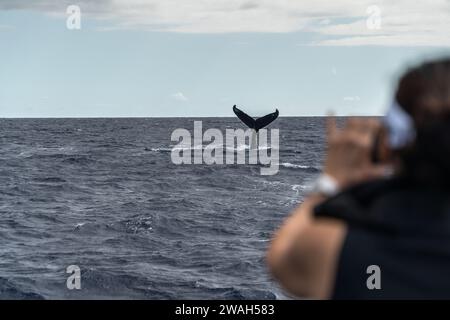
[367,117,380,127]
[356,118,375,133]
[348,118,380,142]
[367,164,394,179]
[346,117,359,131]
[346,130,372,150]
[326,114,338,139]
[366,118,382,134]
[356,118,382,147]
[356,117,376,131]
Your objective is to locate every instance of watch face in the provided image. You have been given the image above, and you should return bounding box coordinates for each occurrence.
[315,175,339,197]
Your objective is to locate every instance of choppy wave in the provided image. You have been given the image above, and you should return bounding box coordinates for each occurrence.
[18,146,78,158]
[147,147,172,153]
[279,162,320,172]
[33,177,67,183]
[150,145,274,153]
[0,278,44,300]
[0,117,325,299]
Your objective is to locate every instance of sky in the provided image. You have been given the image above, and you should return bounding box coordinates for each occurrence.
[0,0,449,117]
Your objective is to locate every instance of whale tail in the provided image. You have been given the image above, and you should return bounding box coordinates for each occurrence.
[233,105,279,132]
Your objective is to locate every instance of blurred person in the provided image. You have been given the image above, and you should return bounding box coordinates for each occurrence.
[267,58,450,299]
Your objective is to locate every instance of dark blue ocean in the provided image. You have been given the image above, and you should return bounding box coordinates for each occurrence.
[0,117,326,299]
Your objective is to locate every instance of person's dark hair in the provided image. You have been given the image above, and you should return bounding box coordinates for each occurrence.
[395,57,450,187]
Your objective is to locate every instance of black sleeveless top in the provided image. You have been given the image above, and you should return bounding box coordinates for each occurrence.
[314,177,450,299]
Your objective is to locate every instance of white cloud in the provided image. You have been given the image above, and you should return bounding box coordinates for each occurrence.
[1,0,450,46]
[172,92,188,102]
[344,96,361,102]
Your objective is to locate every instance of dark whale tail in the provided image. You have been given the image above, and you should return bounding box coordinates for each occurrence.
[233,105,279,132]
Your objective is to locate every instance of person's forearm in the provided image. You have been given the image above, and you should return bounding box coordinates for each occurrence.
[267,194,326,275]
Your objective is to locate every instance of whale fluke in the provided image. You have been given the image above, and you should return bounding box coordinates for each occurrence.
[233,105,279,132]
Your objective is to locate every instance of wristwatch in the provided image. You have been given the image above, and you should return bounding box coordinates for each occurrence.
[308,174,340,197]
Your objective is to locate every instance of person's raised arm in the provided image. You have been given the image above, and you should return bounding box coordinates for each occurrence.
[267,117,388,299]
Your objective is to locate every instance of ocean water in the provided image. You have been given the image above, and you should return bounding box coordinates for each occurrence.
[0,117,326,299]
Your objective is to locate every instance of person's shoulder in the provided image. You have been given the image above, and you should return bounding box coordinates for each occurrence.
[339,176,407,202]
[313,176,408,229]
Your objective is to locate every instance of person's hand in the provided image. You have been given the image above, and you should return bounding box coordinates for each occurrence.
[324,116,390,189]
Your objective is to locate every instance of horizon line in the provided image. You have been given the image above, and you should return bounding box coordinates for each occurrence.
[0,115,383,119]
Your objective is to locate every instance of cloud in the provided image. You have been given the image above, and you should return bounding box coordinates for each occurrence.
[172,92,188,102]
[1,0,450,46]
[343,96,361,102]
